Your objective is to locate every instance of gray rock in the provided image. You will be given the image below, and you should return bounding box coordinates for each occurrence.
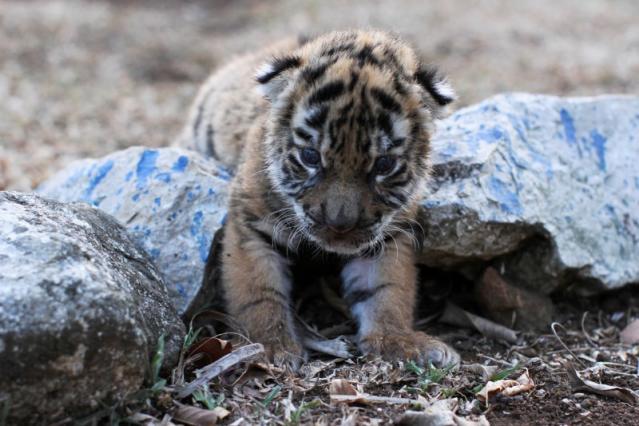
[0,192,185,423]
[38,147,230,316]
[38,95,639,298]
[422,93,639,294]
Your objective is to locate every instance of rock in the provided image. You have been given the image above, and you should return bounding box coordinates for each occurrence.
[38,95,639,297]
[0,192,185,423]
[620,319,639,345]
[421,94,639,294]
[38,147,231,316]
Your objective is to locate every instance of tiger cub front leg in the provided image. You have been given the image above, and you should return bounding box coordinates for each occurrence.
[221,218,305,370]
[341,235,460,368]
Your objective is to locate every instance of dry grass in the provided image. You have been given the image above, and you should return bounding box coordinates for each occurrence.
[1,0,638,190]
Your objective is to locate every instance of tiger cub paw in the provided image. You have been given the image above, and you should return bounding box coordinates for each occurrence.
[359,331,460,368]
[262,339,307,372]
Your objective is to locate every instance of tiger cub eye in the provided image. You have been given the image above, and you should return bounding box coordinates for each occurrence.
[300,148,321,167]
[373,155,396,175]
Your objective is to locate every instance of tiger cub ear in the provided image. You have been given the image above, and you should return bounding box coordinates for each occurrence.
[255,55,303,101]
[414,65,456,117]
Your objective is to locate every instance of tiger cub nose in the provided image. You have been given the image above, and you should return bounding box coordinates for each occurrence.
[325,206,358,234]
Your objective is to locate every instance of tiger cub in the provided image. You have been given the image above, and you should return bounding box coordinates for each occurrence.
[177,30,460,370]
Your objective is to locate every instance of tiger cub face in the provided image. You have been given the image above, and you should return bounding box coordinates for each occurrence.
[257,31,454,255]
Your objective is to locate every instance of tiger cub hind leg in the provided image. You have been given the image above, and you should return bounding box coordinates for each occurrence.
[341,235,460,368]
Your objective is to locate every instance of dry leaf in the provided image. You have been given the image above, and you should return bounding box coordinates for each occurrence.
[232,362,281,386]
[440,302,518,343]
[397,399,489,426]
[329,379,358,396]
[565,363,638,404]
[620,319,639,344]
[187,338,233,369]
[173,403,229,426]
[125,412,172,425]
[476,368,535,401]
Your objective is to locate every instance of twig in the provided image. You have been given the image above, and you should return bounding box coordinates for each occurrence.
[580,312,598,347]
[551,322,588,369]
[330,394,417,405]
[477,354,515,367]
[176,343,264,399]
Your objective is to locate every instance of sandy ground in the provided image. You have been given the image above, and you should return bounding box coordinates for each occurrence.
[1,0,638,190]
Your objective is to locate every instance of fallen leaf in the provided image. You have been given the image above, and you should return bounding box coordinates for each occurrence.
[564,363,639,404]
[232,362,281,386]
[187,338,233,369]
[475,267,553,331]
[329,379,358,396]
[476,368,534,401]
[620,319,639,344]
[396,398,489,426]
[440,302,518,343]
[173,403,229,426]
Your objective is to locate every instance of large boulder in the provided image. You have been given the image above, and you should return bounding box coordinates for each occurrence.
[0,192,185,423]
[421,93,639,294]
[38,94,639,296]
[38,147,230,316]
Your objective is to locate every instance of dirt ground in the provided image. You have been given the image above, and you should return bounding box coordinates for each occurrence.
[70,281,639,425]
[1,1,638,424]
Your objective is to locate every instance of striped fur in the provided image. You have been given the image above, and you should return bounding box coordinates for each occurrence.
[177,30,460,370]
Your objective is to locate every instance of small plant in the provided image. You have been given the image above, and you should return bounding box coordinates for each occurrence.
[489,363,520,381]
[405,360,456,391]
[0,397,10,426]
[183,325,203,351]
[470,363,521,394]
[150,333,167,392]
[288,399,321,425]
[261,385,282,408]
[193,386,224,410]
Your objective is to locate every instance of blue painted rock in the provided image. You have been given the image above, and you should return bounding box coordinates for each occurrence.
[0,192,185,422]
[39,94,639,299]
[38,147,231,315]
[421,94,639,294]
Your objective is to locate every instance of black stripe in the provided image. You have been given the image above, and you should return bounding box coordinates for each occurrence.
[414,67,454,106]
[206,124,217,159]
[287,153,304,172]
[386,191,408,205]
[305,106,329,128]
[387,163,407,180]
[343,283,390,307]
[322,42,356,57]
[192,87,215,138]
[348,71,359,91]
[393,75,408,96]
[301,62,330,84]
[356,45,381,66]
[370,88,402,113]
[293,127,313,142]
[376,112,392,134]
[308,81,345,105]
[256,55,302,84]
